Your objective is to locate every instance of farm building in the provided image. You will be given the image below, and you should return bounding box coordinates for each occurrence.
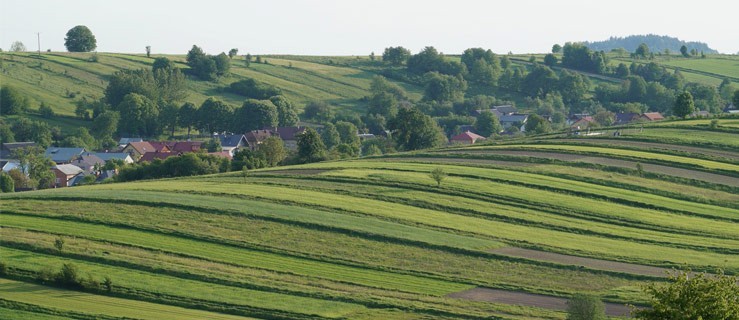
[450,131,486,145]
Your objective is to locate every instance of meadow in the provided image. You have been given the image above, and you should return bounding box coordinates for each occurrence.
[1,120,737,319]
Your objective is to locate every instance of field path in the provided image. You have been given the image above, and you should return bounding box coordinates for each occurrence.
[0,278,255,320]
[454,150,739,187]
[490,247,668,277]
[447,287,632,317]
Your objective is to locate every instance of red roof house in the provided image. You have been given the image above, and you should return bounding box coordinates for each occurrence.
[640,112,665,122]
[450,131,486,145]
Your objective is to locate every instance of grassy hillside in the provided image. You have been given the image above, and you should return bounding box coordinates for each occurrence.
[1,120,737,319]
[0,51,424,131]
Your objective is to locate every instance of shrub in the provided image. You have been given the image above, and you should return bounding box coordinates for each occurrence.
[54,236,65,253]
[567,294,606,320]
[56,263,81,288]
[226,78,281,99]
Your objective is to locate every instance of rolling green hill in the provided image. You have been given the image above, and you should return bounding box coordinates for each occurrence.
[2,120,737,319]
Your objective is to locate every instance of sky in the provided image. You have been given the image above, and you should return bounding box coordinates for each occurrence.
[1,0,737,55]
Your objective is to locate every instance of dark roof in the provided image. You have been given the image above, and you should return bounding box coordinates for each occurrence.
[97,170,117,181]
[493,105,517,114]
[265,127,306,141]
[219,134,247,148]
[245,130,274,145]
[499,114,529,123]
[45,147,86,163]
[1,142,37,159]
[615,113,640,124]
[118,138,143,145]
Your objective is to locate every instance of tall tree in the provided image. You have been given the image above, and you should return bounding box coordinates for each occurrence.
[389,107,446,151]
[64,25,97,52]
[233,99,278,132]
[179,102,197,138]
[10,41,26,52]
[558,70,590,104]
[117,93,160,137]
[634,43,650,58]
[197,98,233,134]
[152,57,176,73]
[522,65,559,97]
[423,72,467,102]
[257,136,287,166]
[552,44,562,53]
[382,46,411,65]
[11,119,52,147]
[91,111,120,141]
[524,114,551,134]
[733,90,739,108]
[158,102,180,137]
[673,91,695,118]
[474,110,501,137]
[269,95,299,127]
[321,123,340,150]
[145,45,151,58]
[228,48,239,59]
[105,69,159,107]
[680,45,689,57]
[297,128,327,163]
[302,101,334,123]
[0,86,30,115]
[543,54,557,66]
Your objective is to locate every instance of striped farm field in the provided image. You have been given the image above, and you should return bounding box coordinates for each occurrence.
[2,128,738,319]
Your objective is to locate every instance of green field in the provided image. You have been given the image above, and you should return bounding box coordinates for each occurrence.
[1,125,737,319]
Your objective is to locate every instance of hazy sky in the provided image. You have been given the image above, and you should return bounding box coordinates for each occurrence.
[2,0,737,55]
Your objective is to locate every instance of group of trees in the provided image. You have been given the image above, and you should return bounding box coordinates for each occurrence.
[186,45,231,81]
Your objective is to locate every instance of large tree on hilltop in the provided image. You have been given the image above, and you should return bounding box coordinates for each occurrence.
[64,25,97,52]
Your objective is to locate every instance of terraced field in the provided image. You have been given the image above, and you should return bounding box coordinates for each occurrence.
[1,127,737,319]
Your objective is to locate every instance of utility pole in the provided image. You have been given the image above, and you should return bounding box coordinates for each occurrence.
[37,32,41,57]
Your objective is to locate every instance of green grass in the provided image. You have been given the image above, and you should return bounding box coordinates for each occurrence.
[0,278,256,320]
[470,144,739,173]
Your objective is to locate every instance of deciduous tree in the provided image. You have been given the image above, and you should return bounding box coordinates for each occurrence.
[673,91,695,118]
[297,128,327,163]
[233,99,278,132]
[64,26,97,52]
[389,107,446,151]
[475,110,501,137]
[566,294,606,320]
[382,46,411,65]
[258,136,287,166]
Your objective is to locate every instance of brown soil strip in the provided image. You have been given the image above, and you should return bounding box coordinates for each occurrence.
[455,150,739,187]
[447,287,632,317]
[490,247,668,278]
[557,139,739,161]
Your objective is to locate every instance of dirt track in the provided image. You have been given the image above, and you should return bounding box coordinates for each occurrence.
[490,247,668,277]
[448,287,633,317]
[454,150,739,187]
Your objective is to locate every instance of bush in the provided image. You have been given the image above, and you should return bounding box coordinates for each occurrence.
[566,294,606,320]
[39,103,54,118]
[56,263,81,288]
[226,78,281,99]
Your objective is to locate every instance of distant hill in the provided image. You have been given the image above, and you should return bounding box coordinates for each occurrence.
[583,34,717,54]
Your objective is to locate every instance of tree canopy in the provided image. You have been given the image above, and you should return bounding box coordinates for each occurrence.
[233,99,279,132]
[64,25,97,52]
[673,91,695,118]
[389,107,446,151]
[382,46,411,66]
[297,128,328,163]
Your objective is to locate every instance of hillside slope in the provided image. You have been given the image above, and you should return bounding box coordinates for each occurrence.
[2,120,737,319]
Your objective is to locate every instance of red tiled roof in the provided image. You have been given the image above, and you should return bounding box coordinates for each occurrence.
[641,112,665,121]
[450,131,486,142]
[170,141,203,153]
[208,151,233,159]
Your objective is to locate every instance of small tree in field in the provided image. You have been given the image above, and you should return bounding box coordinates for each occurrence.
[242,165,249,183]
[567,294,606,320]
[430,167,447,187]
[103,276,113,292]
[635,162,644,177]
[145,46,151,58]
[54,236,65,253]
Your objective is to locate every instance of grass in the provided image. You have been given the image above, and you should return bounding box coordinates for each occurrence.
[0,278,256,320]
[469,144,739,173]
[1,121,737,319]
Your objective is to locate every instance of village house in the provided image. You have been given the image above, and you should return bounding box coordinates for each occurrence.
[245,130,274,150]
[218,134,248,156]
[139,151,181,162]
[268,126,306,151]
[117,137,143,149]
[640,112,665,122]
[499,114,529,132]
[1,142,36,160]
[44,147,86,164]
[570,116,597,129]
[122,142,161,161]
[92,152,134,164]
[70,153,106,174]
[450,131,486,145]
[614,113,641,125]
[51,164,84,187]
